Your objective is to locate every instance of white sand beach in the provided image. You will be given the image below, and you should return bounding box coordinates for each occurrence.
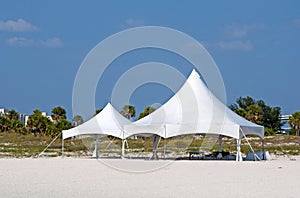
[0,157,300,198]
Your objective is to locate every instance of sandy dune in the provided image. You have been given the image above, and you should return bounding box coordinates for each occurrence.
[0,157,299,198]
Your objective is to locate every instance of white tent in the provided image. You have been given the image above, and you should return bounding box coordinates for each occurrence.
[62,70,265,161]
[62,103,131,157]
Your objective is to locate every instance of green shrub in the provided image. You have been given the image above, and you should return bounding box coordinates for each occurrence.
[265,128,276,136]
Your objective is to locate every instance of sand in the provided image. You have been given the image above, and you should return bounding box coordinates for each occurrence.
[0,157,300,198]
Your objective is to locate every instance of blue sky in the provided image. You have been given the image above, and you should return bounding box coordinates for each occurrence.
[1,1,300,120]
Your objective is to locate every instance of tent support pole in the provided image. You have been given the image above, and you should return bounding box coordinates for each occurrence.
[151,135,160,160]
[262,139,265,160]
[236,138,242,162]
[122,139,126,159]
[219,135,223,152]
[217,135,223,159]
[121,129,125,159]
[164,125,166,159]
[93,135,99,159]
[62,136,64,158]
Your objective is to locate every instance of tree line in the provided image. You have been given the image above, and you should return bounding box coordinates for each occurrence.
[0,105,155,137]
[229,96,300,136]
[1,96,300,137]
[0,107,72,137]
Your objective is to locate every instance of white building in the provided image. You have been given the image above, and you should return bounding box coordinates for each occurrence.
[0,108,5,116]
[23,112,53,127]
[0,108,53,127]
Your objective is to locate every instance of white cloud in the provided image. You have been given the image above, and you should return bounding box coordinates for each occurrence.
[6,37,35,47]
[225,23,265,38]
[120,18,144,29]
[216,40,253,51]
[0,18,38,32]
[6,37,63,48]
[203,40,253,51]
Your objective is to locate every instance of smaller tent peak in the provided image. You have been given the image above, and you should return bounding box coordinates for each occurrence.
[105,103,117,112]
[100,103,111,111]
[105,102,118,110]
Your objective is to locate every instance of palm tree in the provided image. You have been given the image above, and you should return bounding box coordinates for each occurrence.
[138,106,156,120]
[6,109,20,121]
[10,119,26,134]
[120,105,136,120]
[94,108,103,116]
[56,120,72,132]
[0,116,10,132]
[72,115,84,126]
[51,106,67,123]
[289,112,300,136]
[245,104,263,125]
[27,109,50,134]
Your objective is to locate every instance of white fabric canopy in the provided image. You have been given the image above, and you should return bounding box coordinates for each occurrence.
[62,103,131,140]
[123,69,264,140]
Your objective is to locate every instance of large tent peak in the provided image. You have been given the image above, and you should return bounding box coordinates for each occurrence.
[190,69,200,77]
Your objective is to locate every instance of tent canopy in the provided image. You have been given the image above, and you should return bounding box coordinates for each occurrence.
[62,103,131,140]
[123,70,264,140]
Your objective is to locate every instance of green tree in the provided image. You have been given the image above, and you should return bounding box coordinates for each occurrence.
[56,120,72,132]
[230,96,282,135]
[0,109,26,134]
[257,100,282,132]
[44,123,58,137]
[0,116,10,132]
[51,106,67,122]
[289,112,300,136]
[72,115,84,126]
[245,104,263,125]
[138,106,156,120]
[120,105,136,120]
[6,109,19,121]
[95,108,103,116]
[230,96,255,111]
[10,119,26,134]
[27,109,51,135]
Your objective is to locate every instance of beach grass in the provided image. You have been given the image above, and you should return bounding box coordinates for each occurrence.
[0,131,299,158]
